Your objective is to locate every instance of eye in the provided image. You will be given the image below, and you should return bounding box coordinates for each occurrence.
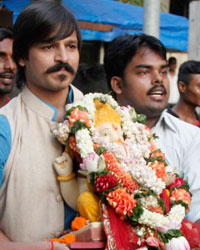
[43,44,54,50]
[138,70,149,75]
[67,44,77,50]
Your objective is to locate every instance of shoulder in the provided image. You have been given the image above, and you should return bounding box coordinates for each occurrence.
[161,110,200,141]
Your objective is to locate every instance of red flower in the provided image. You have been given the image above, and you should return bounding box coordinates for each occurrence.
[160,189,170,214]
[95,174,118,192]
[106,188,136,217]
[68,107,90,128]
[168,177,185,190]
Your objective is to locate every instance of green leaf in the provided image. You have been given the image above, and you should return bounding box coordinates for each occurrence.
[167,229,183,239]
[71,120,89,134]
[134,190,156,199]
[158,198,165,214]
[96,146,107,155]
[126,203,144,226]
[170,200,188,211]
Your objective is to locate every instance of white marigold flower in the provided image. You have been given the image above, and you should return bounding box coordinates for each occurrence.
[139,208,169,229]
[167,205,185,223]
[75,129,94,158]
[53,120,70,145]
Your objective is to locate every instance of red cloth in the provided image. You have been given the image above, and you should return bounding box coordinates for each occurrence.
[102,204,141,250]
[181,218,200,248]
[102,204,200,249]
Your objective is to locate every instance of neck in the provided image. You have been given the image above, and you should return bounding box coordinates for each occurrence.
[146,116,160,129]
[0,94,9,108]
[172,99,197,124]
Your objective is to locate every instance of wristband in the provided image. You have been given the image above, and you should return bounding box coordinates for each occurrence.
[51,241,54,250]
[57,173,75,181]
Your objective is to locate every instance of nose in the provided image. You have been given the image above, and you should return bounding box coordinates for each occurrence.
[4,56,17,72]
[54,45,68,63]
[152,70,163,85]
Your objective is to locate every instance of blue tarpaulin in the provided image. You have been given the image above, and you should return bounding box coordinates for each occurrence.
[2,0,189,51]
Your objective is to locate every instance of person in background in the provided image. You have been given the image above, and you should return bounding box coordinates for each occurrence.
[72,63,109,94]
[168,56,179,106]
[168,60,200,127]
[0,1,83,249]
[0,27,16,108]
[104,33,200,226]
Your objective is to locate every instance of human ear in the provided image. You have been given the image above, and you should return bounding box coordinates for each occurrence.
[178,81,186,94]
[110,76,123,94]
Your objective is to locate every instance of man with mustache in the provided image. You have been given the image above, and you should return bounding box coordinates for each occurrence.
[0,1,83,249]
[104,34,200,226]
[0,27,16,108]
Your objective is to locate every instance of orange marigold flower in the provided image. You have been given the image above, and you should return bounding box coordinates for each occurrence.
[103,152,138,192]
[150,160,166,181]
[68,108,90,128]
[71,216,87,231]
[51,233,76,244]
[69,136,79,153]
[147,205,163,214]
[106,188,136,217]
[170,188,191,206]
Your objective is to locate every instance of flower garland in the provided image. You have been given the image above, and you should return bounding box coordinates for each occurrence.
[53,93,191,249]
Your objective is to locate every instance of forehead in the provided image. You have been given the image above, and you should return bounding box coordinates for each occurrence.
[190,74,200,85]
[127,47,167,68]
[42,29,78,44]
[0,38,13,52]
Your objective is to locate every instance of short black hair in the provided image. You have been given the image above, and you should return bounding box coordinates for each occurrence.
[104,34,167,91]
[13,0,81,89]
[168,57,177,65]
[0,27,13,41]
[178,60,200,86]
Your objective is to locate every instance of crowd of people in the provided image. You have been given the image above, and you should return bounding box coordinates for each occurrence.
[0,1,200,250]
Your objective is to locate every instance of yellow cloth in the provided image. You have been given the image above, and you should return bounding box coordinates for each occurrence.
[94,99,121,127]
[77,191,101,222]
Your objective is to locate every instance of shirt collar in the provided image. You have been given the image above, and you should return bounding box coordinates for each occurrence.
[22,85,73,122]
[152,109,178,134]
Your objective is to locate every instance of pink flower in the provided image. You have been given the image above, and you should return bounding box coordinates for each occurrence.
[168,177,185,189]
[165,236,190,250]
[157,220,181,233]
[146,237,160,247]
[80,152,99,172]
[95,174,118,192]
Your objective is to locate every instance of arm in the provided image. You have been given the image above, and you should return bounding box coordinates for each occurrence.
[0,115,11,186]
[183,130,200,223]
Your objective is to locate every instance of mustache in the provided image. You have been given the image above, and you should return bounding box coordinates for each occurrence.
[45,62,75,74]
[147,84,167,95]
[0,70,15,77]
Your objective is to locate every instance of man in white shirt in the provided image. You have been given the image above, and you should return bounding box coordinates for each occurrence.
[168,57,179,105]
[104,34,200,226]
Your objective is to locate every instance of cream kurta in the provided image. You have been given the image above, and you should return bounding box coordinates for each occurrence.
[0,85,83,241]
